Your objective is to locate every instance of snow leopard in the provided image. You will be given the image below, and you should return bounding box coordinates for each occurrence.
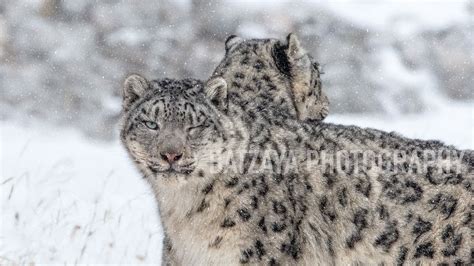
[120,75,473,265]
[211,33,329,123]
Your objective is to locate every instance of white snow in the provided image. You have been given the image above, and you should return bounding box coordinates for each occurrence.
[222,0,470,31]
[1,104,472,264]
[323,0,471,31]
[0,123,162,264]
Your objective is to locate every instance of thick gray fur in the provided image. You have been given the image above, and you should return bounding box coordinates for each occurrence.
[212,34,329,122]
[120,75,472,265]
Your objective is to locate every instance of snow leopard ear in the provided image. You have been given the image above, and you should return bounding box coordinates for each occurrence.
[285,33,306,59]
[123,74,150,112]
[225,35,243,52]
[205,77,228,111]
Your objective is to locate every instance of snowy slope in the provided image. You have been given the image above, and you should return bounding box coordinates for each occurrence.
[1,104,472,264]
[0,123,162,264]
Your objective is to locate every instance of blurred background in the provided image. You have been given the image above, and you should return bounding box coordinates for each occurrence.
[1,0,473,264]
[1,0,472,139]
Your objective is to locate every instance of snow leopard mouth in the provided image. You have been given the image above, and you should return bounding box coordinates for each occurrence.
[167,167,194,175]
[148,163,195,175]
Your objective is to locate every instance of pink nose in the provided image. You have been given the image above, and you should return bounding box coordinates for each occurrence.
[160,152,183,164]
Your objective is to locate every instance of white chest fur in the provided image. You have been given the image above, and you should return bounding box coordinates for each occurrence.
[152,177,242,265]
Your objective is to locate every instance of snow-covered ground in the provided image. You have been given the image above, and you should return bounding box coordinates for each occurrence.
[1,103,472,264]
[1,123,162,264]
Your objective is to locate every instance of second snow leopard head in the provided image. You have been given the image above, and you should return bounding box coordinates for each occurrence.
[210,33,329,122]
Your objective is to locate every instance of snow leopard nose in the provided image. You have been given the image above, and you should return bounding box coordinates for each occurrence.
[160,152,183,164]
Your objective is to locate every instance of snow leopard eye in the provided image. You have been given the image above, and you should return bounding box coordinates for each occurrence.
[187,122,210,137]
[144,121,158,130]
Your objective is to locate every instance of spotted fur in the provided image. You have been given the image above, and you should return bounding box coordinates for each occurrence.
[211,34,329,123]
[120,76,473,265]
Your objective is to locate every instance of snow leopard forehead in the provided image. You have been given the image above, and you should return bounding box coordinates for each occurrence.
[148,78,203,101]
